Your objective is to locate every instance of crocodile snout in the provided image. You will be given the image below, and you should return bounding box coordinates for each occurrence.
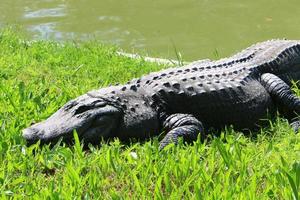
[22,127,42,145]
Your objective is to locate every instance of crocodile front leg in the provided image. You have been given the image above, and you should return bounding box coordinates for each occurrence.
[159,114,204,149]
[260,73,300,131]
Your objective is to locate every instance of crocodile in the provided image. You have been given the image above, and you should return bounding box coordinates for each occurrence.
[22,39,300,149]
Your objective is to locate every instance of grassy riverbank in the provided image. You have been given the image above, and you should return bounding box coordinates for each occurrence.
[0,28,299,199]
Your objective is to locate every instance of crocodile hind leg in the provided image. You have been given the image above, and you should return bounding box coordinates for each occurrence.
[159,114,204,149]
[260,73,300,132]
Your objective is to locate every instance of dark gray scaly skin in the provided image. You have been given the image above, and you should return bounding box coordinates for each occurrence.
[23,39,300,149]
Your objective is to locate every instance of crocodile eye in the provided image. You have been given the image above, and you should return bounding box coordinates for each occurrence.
[63,100,78,111]
[74,101,106,115]
[75,105,94,115]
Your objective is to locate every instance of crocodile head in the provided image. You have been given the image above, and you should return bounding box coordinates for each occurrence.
[22,94,121,145]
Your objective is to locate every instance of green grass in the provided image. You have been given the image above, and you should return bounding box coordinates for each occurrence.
[0,28,299,199]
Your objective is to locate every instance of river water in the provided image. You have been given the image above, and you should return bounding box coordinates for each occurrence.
[1,0,300,60]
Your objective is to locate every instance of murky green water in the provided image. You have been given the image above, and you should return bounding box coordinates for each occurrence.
[1,0,300,60]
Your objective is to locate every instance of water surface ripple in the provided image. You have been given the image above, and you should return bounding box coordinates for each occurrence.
[1,0,300,60]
